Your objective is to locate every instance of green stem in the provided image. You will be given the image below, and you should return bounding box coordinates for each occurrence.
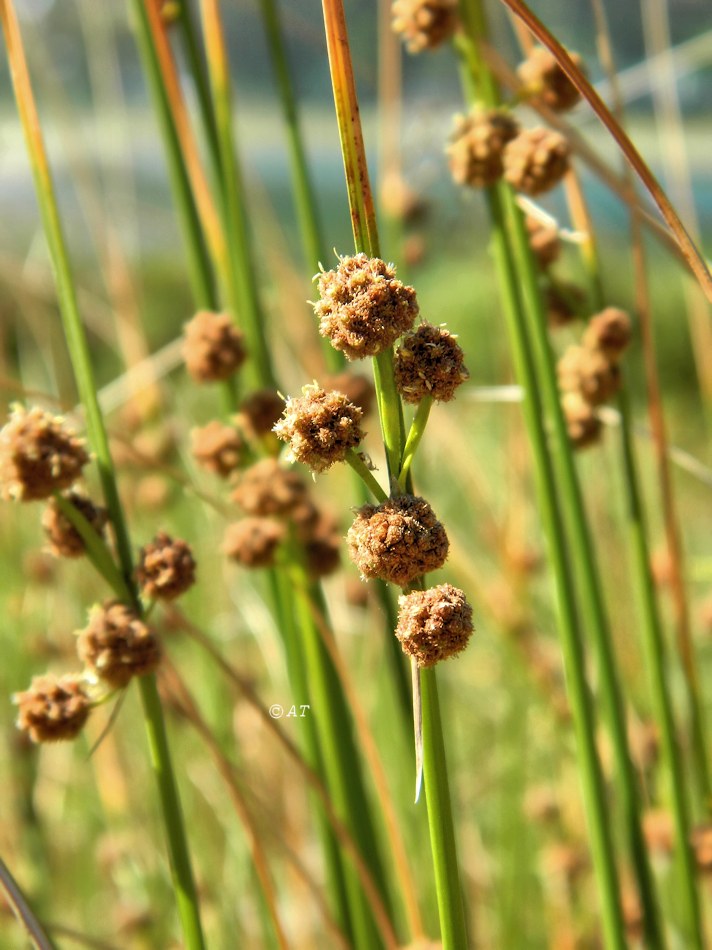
[199,0,275,389]
[0,7,205,944]
[484,182,625,948]
[616,388,703,946]
[420,667,467,950]
[137,675,206,950]
[398,397,433,491]
[292,568,393,949]
[129,0,216,310]
[346,449,389,503]
[501,188,666,948]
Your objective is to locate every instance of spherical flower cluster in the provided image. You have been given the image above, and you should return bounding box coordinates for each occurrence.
[395,583,473,667]
[0,405,89,502]
[558,306,633,450]
[391,0,459,54]
[347,494,449,587]
[76,601,161,689]
[231,459,308,517]
[223,517,285,569]
[237,389,285,439]
[14,673,92,743]
[182,310,247,383]
[136,532,196,601]
[503,127,571,196]
[517,46,584,113]
[394,323,469,403]
[273,385,364,473]
[42,492,108,558]
[447,109,520,188]
[582,307,632,361]
[191,420,245,478]
[557,345,620,407]
[313,254,419,361]
[561,391,602,450]
[526,215,561,271]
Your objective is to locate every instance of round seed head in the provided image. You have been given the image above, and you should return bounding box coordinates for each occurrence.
[223,517,285,569]
[313,254,419,361]
[558,345,620,406]
[273,384,364,473]
[237,389,285,439]
[526,215,561,270]
[582,307,632,361]
[347,494,449,587]
[503,127,571,196]
[321,371,376,416]
[691,823,712,875]
[391,0,459,54]
[379,171,429,224]
[191,420,245,478]
[231,459,308,517]
[517,46,584,113]
[301,510,342,579]
[395,583,473,667]
[76,601,161,689]
[136,532,196,601]
[447,109,520,188]
[545,281,583,328]
[642,809,674,856]
[394,323,469,403]
[14,673,91,743]
[561,391,602,449]
[0,405,89,502]
[182,310,247,383]
[42,492,108,559]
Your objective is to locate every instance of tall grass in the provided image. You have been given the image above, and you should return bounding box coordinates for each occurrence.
[0,0,711,947]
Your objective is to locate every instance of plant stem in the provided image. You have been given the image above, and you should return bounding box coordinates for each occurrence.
[128,0,216,310]
[198,0,276,389]
[398,397,433,491]
[420,667,467,949]
[346,450,389,503]
[0,5,205,945]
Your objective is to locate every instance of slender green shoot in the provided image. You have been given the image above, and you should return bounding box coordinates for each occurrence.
[0,5,205,945]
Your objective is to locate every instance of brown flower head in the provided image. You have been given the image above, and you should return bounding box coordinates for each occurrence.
[558,345,620,406]
[642,809,674,856]
[223,517,285,569]
[302,510,341,579]
[691,823,712,875]
[191,420,245,478]
[14,673,91,743]
[42,492,108,558]
[237,389,285,439]
[0,405,89,502]
[545,281,584,328]
[347,494,449,587]
[395,583,473,667]
[391,0,459,54]
[503,127,571,196]
[526,215,561,270]
[231,458,308,517]
[447,109,520,188]
[379,172,429,224]
[582,307,632,362]
[273,384,364,473]
[394,323,469,403]
[136,532,196,601]
[321,372,376,417]
[76,602,161,688]
[517,46,584,113]
[313,254,419,361]
[562,392,602,449]
[182,310,247,383]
